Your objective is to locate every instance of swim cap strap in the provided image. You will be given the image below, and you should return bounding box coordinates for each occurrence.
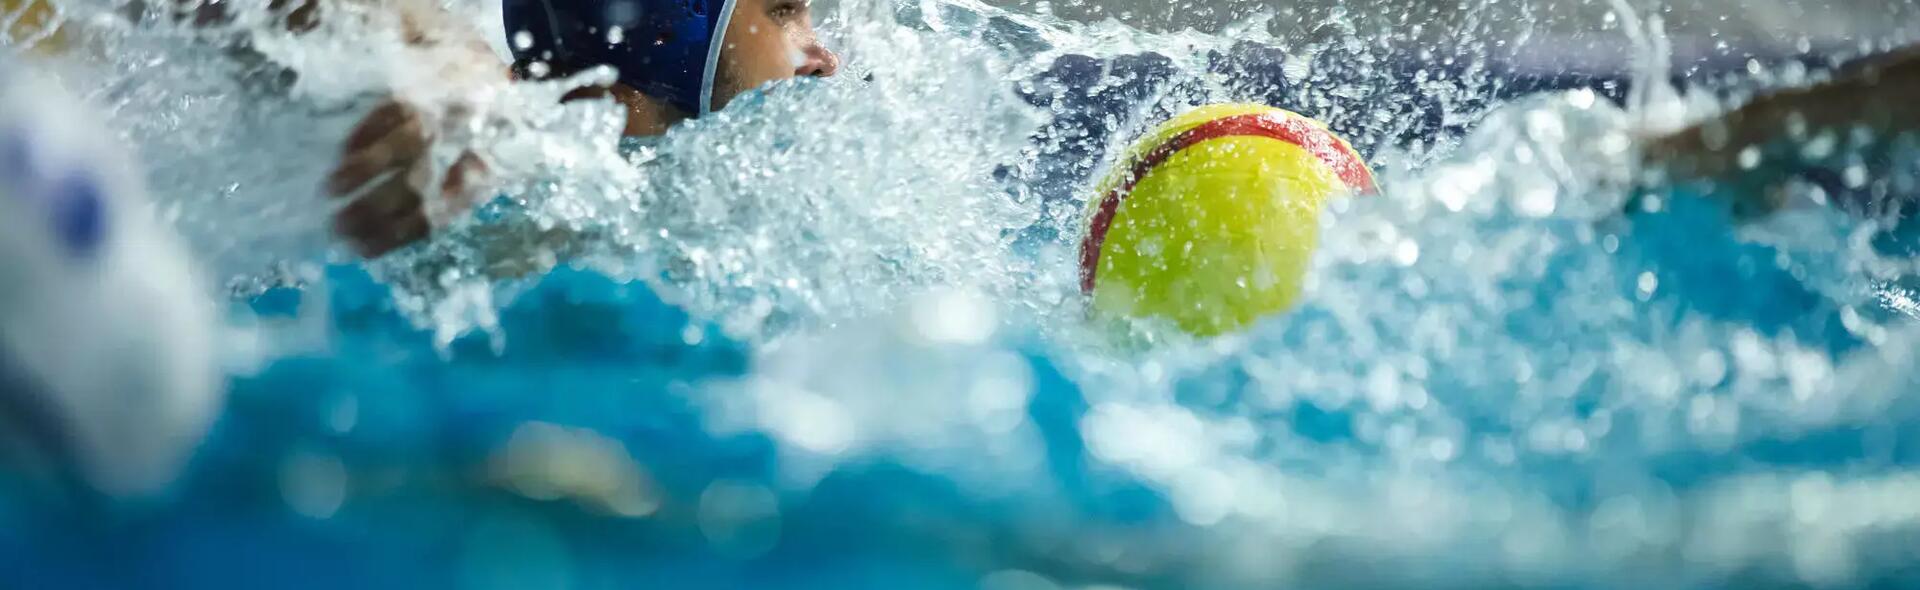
[698,0,741,115]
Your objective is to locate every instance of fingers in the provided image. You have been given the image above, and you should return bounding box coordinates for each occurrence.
[328,111,430,198]
[329,150,492,258]
[332,168,428,258]
[324,102,435,258]
[439,151,491,215]
[326,99,495,259]
[343,101,418,153]
[344,213,432,260]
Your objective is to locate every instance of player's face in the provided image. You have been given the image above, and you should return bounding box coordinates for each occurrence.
[711,0,839,111]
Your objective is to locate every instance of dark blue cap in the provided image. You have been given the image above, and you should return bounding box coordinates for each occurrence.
[503,0,739,115]
[0,126,107,259]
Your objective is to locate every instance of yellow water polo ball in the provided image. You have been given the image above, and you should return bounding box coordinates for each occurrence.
[1078,103,1375,336]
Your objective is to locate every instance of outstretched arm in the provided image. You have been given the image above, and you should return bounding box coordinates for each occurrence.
[1642,46,1920,216]
[228,0,513,258]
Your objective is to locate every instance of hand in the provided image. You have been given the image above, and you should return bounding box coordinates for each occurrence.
[325,99,491,258]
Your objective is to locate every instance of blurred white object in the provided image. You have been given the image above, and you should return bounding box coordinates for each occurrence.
[0,60,220,498]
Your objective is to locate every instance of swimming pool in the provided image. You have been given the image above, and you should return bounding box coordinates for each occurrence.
[6,0,1920,587]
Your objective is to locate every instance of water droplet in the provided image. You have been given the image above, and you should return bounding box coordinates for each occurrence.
[1800,132,1837,160]
[1844,165,1868,189]
[1566,88,1596,110]
[327,395,358,434]
[909,289,996,344]
[1394,239,1420,266]
[698,481,783,559]
[280,450,347,519]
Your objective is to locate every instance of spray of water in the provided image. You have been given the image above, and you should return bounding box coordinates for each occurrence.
[10,0,1920,586]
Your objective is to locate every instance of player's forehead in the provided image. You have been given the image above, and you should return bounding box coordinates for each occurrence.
[749,0,815,8]
[737,0,817,15]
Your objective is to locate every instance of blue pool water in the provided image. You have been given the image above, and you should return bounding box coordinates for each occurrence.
[7,0,1920,588]
[10,185,1920,588]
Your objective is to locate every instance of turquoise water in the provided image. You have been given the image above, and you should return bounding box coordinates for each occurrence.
[16,187,1920,588]
[8,0,1920,588]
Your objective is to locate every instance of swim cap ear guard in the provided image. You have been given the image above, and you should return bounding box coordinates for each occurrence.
[504,0,741,116]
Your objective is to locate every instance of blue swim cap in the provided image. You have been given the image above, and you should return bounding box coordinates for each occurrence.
[0,126,107,260]
[504,0,742,116]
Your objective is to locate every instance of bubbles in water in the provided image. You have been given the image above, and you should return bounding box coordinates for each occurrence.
[15,0,1920,586]
[698,480,783,558]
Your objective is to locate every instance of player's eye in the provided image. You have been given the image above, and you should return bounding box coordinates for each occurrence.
[768,0,806,21]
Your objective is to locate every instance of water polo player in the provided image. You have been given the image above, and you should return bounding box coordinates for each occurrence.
[312,0,1920,296]
[324,0,839,258]
[0,59,221,499]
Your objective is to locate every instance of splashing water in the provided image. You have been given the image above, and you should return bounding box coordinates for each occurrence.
[379,6,1053,342]
[10,0,1920,587]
